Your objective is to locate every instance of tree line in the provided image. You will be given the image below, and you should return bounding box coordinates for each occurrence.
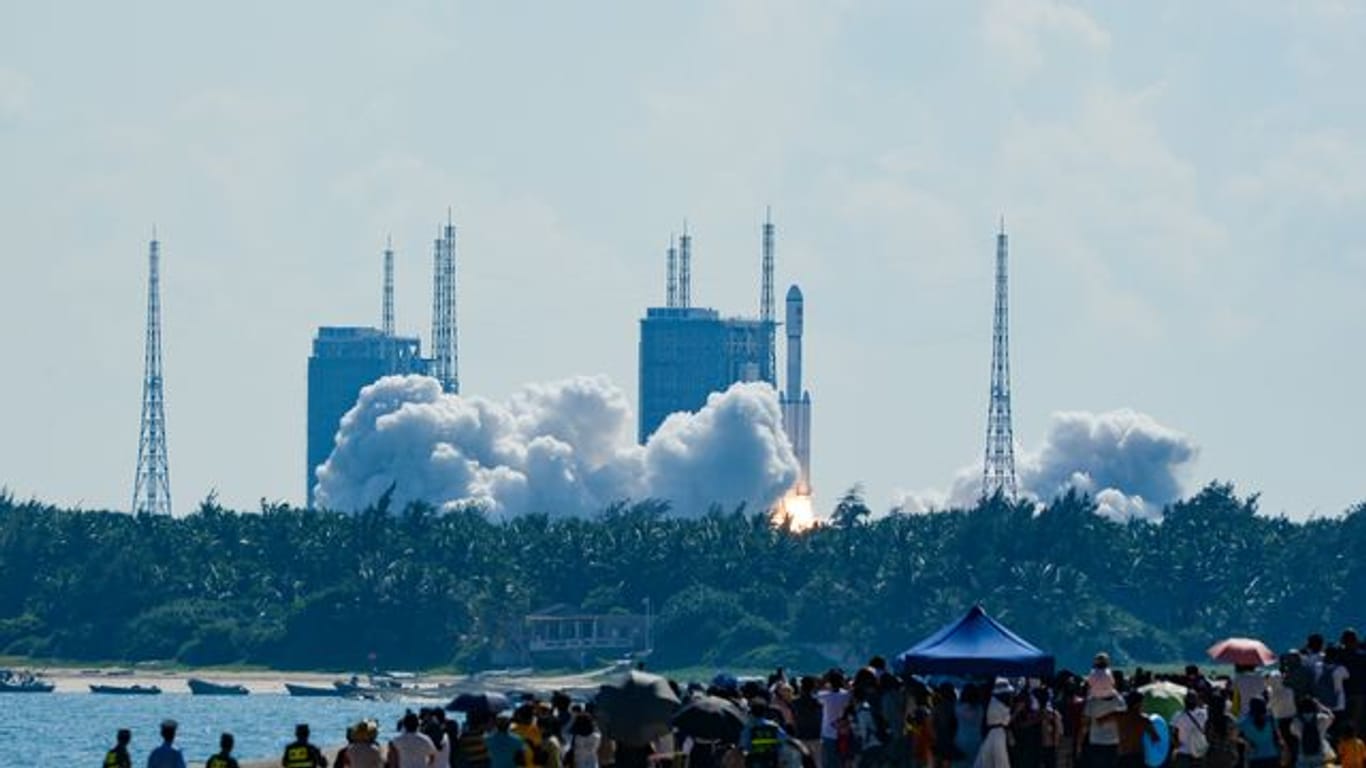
[0,482,1361,673]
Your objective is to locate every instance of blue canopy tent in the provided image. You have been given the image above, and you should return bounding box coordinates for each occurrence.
[895,605,1054,678]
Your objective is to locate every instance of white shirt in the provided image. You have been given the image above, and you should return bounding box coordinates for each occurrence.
[1268,676,1297,720]
[1172,708,1209,757]
[817,690,851,741]
[389,731,438,768]
[1232,672,1267,718]
[345,742,384,768]
[571,732,602,768]
[1331,665,1351,711]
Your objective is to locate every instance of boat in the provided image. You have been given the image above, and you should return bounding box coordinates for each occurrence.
[90,684,161,695]
[187,677,248,696]
[285,682,342,697]
[0,670,54,693]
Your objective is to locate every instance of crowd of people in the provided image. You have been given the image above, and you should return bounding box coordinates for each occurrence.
[98,629,1366,768]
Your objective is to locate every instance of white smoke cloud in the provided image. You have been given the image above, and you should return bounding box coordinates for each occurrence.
[897,408,1198,520]
[314,375,800,519]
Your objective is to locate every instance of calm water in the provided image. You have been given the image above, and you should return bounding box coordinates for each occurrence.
[0,692,417,764]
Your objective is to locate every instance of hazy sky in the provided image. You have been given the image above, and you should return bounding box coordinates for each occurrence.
[2,1,1364,518]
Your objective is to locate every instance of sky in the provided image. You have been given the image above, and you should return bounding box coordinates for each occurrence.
[2,1,1364,518]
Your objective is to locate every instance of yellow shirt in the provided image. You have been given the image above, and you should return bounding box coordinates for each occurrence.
[1338,737,1365,768]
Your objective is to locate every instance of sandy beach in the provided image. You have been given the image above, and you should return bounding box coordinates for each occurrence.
[25,661,629,696]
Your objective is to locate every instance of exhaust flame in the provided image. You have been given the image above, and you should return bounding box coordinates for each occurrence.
[774,492,817,532]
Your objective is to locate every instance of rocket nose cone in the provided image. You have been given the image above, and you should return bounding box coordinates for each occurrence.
[786,285,803,301]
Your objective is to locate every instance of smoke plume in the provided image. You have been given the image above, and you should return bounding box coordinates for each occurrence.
[899,408,1198,520]
[313,375,799,519]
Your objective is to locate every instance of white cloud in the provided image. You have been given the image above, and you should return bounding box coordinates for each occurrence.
[314,375,799,518]
[982,0,1111,73]
[897,408,1197,520]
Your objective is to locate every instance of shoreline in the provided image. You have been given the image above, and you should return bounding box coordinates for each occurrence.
[7,661,629,696]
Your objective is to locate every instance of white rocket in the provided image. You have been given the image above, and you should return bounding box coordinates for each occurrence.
[782,284,812,495]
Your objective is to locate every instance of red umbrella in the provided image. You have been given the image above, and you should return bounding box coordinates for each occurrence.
[1207,637,1276,666]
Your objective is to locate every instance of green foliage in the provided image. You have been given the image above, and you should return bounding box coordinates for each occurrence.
[0,482,1361,672]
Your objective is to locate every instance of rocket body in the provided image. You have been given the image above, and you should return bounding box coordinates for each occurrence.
[782,285,812,495]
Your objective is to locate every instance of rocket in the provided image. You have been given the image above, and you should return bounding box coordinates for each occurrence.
[782,284,812,496]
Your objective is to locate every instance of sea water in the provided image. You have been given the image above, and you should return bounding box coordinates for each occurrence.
[0,692,419,764]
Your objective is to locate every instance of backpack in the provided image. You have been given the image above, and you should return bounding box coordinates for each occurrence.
[1311,665,1337,708]
[1299,714,1323,756]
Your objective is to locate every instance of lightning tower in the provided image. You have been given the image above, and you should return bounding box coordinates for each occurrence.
[430,211,459,393]
[760,208,776,382]
[678,223,692,308]
[382,236,395,337]
[982,218,1019,500]
[666,237,678,308]
[132,233,172,516]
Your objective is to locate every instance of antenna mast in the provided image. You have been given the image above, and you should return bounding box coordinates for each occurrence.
[430,212,459,393]
[382,236,395,337]
[678,222,692,309]
[132,234,172,516]
[666,236,678,308]
[761,208,776,383]
[983,218,1019,500]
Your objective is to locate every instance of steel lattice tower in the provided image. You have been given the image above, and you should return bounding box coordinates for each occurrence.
[382,236,395,337]
[760,208,776,383]
[665,237,678,308]
[430,212,459,393]
[132,235,172,516]
[678,223,692,308]
[983,219,1018,500]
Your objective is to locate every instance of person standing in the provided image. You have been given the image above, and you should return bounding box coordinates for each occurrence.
[1340,631,1366,737]
[567,713,602,768]
[1287,697,1334,768]
[1231,665,1268,719]
[388,712,438,768]
[104,728,133,768]
[147,720,186,768]
[486,716,527,768]
[819,671,853,768]
[207,733,241,768]
[1115,693,1156,768]
[283,724,329,768]
[345,721,384,768]
[1079,692,1125,768]
[794,677,826,768]
[1171,694,1209,768]
[1238,699,1282,768]
[742,702,793,768]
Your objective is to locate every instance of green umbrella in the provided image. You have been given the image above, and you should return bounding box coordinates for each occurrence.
[1138,680,1188,722]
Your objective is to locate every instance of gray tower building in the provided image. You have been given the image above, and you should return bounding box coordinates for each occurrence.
[637,223,777,443]
[306,326,426,506]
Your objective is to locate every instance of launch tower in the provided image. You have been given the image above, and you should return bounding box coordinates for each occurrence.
[430,212,459,394]
[982,219,1019,500]
[132,234,172,516]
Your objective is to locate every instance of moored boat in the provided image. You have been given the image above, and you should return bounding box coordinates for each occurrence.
[90,684,161,695]
[284,682,341,697]
[187,677,248,696]
[0,673,54,693]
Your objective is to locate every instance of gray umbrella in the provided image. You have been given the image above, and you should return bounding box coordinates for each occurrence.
[595,671,681,746]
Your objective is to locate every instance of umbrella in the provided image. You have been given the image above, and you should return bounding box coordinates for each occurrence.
[596,670,681,745]
[1207,638,1276,667]
[1137,681,1187,722]
[446,691,511,715]
[671,695,748,743]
